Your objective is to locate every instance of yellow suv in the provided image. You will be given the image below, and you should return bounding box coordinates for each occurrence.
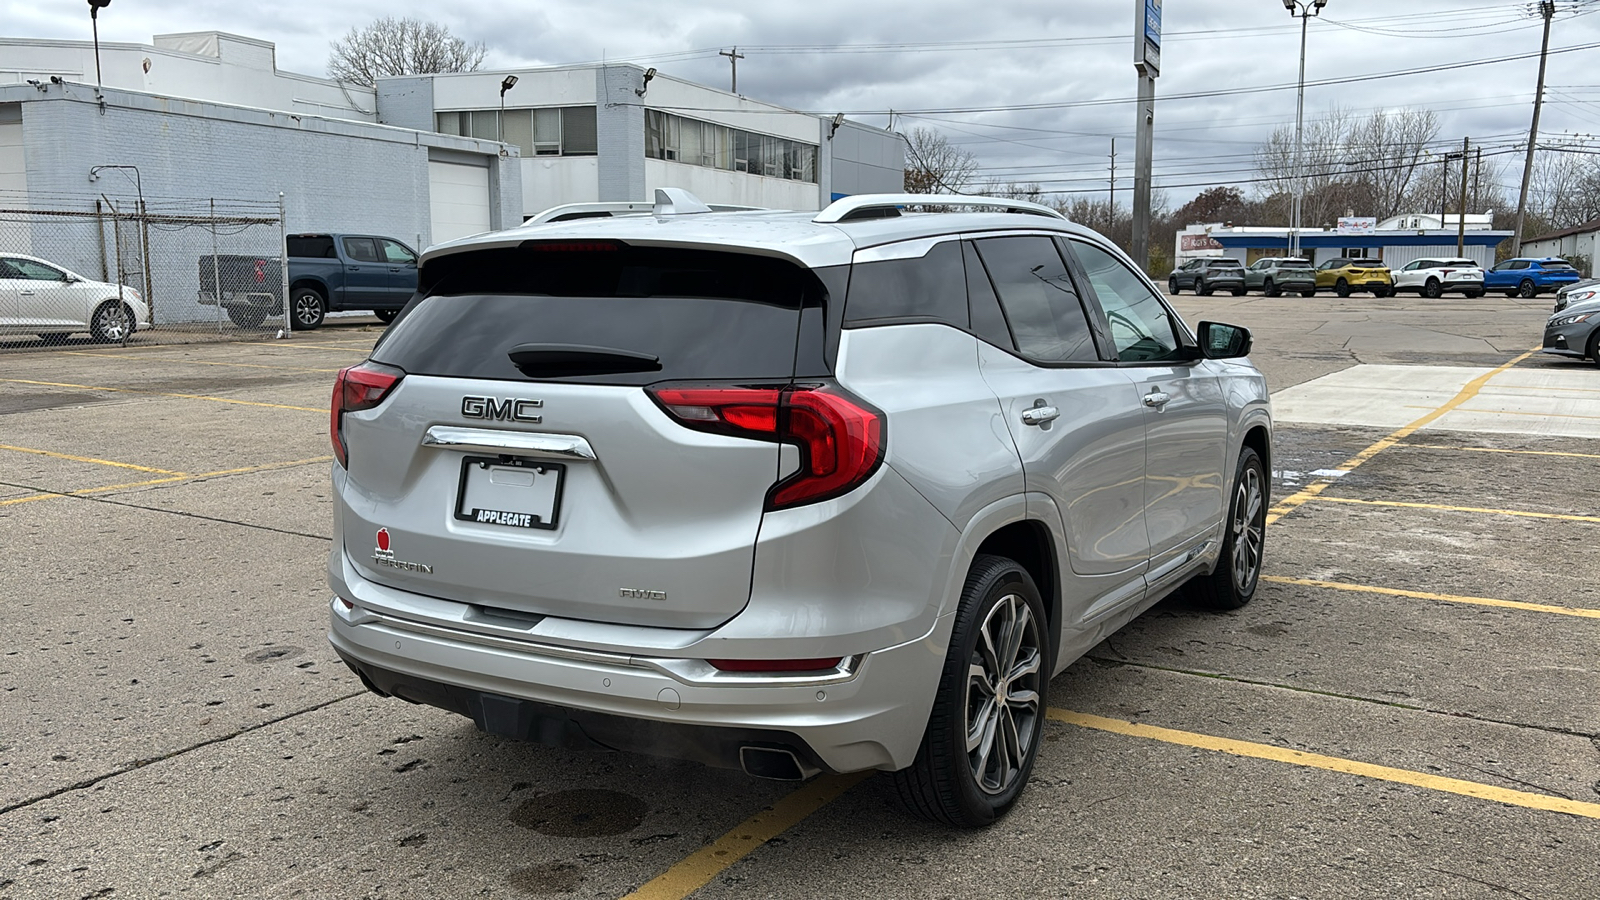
[1315,257,1393,297]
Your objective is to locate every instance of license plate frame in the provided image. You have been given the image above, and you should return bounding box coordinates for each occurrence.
[454,456,565,531]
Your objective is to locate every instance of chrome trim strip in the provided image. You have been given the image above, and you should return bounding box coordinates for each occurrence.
[348,606,864,688]
[422,426,596,461]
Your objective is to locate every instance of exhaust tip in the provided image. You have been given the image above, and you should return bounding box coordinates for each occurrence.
[739,745,818,782]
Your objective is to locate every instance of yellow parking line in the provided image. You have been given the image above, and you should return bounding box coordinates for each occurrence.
[1267,350,1538,524]
[0,443,186,475]
[0,456,333,507]
[1262,575,1600,620]
[1313,495,1600,524]
[0,378,326,413]
[620,773,868,900]
[62,350,340,374]
[1399,443,1600,461]
[1049,710,1600,820]
[1403,404,1600,421]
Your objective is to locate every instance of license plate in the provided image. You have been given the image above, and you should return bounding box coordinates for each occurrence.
[454,456,564,530]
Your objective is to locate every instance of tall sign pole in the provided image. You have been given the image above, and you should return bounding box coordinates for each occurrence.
[1131,0,1160,272]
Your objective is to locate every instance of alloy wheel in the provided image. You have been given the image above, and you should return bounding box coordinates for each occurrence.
[964,593,1042,796]
[95,304,131,342]
[1230,464,1265,592]
[295,293,324,327]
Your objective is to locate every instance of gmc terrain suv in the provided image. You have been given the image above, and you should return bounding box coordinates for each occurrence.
[327,189,1273,827]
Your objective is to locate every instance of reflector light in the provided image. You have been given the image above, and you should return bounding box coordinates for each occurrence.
[707,658,842,673]
[648,382,885,510]
[331,362,403,467]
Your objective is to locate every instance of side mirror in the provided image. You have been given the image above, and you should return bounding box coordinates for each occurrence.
[1197,321,1252,359]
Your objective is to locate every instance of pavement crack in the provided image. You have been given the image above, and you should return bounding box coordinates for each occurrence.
[1429,868,1533,899]
[0,477,329,541]
[0,690,365,817]
[1086,656,1600,742]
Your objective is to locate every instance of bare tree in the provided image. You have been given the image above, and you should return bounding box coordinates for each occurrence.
[1343,108,1440,220]
[903,127,980,194]
[328,17,488,88]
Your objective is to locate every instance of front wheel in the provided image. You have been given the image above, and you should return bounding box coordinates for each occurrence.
[373,309,399,324]
[227,307,269,329]
[1372,286,1392,298]
[893,555,1048,828]
[1518,279,1537,299]
[1335,278,1351,298]
[90,300,136,343]
[292,288,326,330]
[1190,446,1267,611]
[1464,289,1484,298]
[1168,278,1180,295]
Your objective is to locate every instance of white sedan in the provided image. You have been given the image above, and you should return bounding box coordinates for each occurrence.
[1391,258,1486,299]
[0,253,150,342]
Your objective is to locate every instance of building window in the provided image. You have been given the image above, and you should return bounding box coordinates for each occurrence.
[436,106,598,157]
[644,110,817,183]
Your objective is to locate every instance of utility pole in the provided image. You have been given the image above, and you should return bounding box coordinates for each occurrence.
[719,47,744,94]
[1457,137,1470,256]
[1439,152,1450,226]
[1473,146,1483,215]
[1513,0,1556,257]
[1132,0,1161,271]
[1109,138,1117,236]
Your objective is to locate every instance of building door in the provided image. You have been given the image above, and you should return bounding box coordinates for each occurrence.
[428,160,491,246]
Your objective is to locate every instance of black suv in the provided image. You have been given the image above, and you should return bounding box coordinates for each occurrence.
[1168,258,1247,296]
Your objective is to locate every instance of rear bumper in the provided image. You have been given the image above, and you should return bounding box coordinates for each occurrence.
[328,597,951,774]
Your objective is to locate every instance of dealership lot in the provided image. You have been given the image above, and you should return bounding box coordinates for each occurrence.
[2,293,1597,899]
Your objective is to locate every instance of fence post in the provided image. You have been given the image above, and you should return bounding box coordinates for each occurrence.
[139,198,154,326]
[210,198,224,333]
[111,203,127,347]
[279,192,291,338]
[95,198,109,282]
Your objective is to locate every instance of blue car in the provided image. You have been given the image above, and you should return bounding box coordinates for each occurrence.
[1483,257,1581,298]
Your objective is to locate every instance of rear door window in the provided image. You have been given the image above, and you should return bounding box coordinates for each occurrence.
[373,244,818,386]
[343,237,381,263]
[972,236,1099,364]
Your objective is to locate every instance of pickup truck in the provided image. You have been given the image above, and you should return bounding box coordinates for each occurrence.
[1483,257,1581,299]
[197,233,419,329]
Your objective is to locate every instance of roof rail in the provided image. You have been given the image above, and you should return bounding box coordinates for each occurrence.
[813,193,1066,224]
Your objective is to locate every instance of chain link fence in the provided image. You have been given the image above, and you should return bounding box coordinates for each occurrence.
[0,193,288,351]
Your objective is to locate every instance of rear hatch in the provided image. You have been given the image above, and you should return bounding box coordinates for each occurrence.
[340,241,822,629]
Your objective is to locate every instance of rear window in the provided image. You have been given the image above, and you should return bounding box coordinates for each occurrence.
[1208,259,1243,268]
[1545,261,1576,270]
[843,240,968,327]
[1353,259,1383,266]
[374,244,821,386]
[287,235,336,259]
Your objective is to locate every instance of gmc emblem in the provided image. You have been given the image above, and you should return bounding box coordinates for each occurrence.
[462,396,543,423]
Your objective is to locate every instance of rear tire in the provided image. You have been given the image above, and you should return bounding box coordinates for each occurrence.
[292,287,326,330]
[1423,278,1443,299]
[1588,332,1600,369]
[1231,288,1246,296]
[1197,278,1212,296]
[893,555,1048,828]
[1465,290,1484,298]
[1335,278,1351,298]
[373,309,399,324]
[1518,279,1537,299]
[1190,446,1267,611]
[1263,278,1280,297]
[227,307,269,329]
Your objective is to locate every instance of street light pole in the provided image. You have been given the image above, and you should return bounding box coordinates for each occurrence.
[1285,0,1327,260]
[498,75,518,144]
[88,0,112,92]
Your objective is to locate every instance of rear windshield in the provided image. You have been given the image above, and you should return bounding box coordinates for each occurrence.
[373,244,820,385]
[1277,259,1312,268]
[1545,261,1576,270]
[1208,259,1243,268]
[1353,259,1383,266]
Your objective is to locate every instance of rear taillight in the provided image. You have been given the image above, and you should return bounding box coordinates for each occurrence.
[331,362,404,468]
[649,382,885,510]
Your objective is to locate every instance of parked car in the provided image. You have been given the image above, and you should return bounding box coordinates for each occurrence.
[1551,277,1597,313]
[1314,258,1393,297]
[1391,258,1485,298]
[327,189,1272,828]
[0,253,149,342]
[1483,257,1581,299]
[1243,257,1315,297]
[197,233,419,330]
[1542,294,1600,367]
[1167,257,1247,295]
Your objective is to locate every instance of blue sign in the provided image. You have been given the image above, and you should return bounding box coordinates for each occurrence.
[1145,0,1162,48]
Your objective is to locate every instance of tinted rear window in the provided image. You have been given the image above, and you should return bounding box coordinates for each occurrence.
[843,241,968,327]
[1209,259,1243,268]
[1353,259,1383,266]
[287,235,336,259]
[1279,260,1312,268]
[374,245,819,385]
[1545,261,1576,270]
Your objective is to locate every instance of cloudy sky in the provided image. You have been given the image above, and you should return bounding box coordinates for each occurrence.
[12,1,1600,207]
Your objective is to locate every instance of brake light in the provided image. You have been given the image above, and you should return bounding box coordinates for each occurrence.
[331,362,403,468]
[649,383,885,510]
[708,657,842,673]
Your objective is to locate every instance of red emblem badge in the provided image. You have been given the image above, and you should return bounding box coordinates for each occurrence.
[376,528,391,553]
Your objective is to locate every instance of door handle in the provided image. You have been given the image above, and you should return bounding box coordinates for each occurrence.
[1021,404,1060,426]
[19,290,35,295]
[1142,390,1172,410]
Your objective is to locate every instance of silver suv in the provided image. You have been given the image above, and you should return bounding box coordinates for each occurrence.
[327,190,1272,827]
